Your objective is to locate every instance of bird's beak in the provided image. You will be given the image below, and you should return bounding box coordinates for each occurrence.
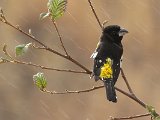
[119,28,129,36]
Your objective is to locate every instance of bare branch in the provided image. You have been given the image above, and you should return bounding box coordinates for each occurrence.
[12,60,88,74]
[31,44,45,49]
[52,20,69,56]
[2,43,148,109]
[2,44,13,60]
[41,85,104,94]
[88,0,102,29]
[0,8,7,23]
[2,45,88,74]
[0,9,92,74]
[115,87,146,108]
[121,68,135,96]
[5,21,47,48]
[110,113,150,120]
[40,83,145,109]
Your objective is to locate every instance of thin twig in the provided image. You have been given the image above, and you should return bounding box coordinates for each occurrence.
[6,21,47,47]
[52,20,69,56]
[41,83,147,109]
[110,113,150,120]
[42,85,104,94]
[115,87,146,108]
[0,9,91,74]
[0,8,7,23]
[31,44,45,49]
[1,43,151,118]
[88,0,102,29]
[12,60,88,74]
[121,68,135,96]
[2,44,13,60]
[2,45,88,74]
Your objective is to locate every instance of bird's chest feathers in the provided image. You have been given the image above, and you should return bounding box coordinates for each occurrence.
[102,42,123,59]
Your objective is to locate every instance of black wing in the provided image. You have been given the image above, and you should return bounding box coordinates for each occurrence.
[91,41,109,80]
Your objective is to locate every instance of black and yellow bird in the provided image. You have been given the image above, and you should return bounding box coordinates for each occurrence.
[91,25,128,102]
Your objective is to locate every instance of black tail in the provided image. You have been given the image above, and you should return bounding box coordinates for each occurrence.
[104,79,117,103]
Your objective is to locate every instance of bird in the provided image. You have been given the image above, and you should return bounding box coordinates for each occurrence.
[90,25,128,103]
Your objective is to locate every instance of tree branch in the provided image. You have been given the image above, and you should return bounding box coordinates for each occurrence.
[121,68,135,96]
[2,45,88,74]
[0,9,92,74]
[41,83,147,109]
[120,69,147,108]
[88,0,102,29]
[110,113,150,120]
[52,20,69,56]
[41,85,104,94]
[13,60,88,74]
[115,87,146,108]
[5,43,146,108]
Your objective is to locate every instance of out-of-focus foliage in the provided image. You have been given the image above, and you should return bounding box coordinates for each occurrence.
[40,0,67,20]
[15,43,32,56]
[33,72,47,90]
[146,105,160,120]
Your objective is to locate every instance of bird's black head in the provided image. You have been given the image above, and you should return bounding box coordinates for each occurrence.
[102,25,128,44]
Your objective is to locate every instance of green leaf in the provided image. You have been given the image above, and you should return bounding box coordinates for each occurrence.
[146,105,160,120]
[39,12,50,20]
[15,43,32,56]
[155,116,160,120]
[33,72,47,90]
[47,0,67,20]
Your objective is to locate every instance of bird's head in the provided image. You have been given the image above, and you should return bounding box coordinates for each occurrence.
[102,25,128,43]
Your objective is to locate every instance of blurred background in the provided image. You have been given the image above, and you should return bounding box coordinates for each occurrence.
[0,0,160,120]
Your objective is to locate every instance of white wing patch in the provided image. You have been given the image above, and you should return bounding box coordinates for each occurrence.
[90,51,98,59]
[90,41,100,59]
